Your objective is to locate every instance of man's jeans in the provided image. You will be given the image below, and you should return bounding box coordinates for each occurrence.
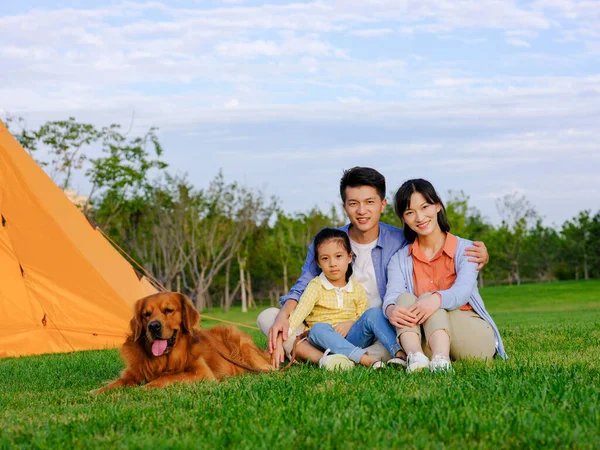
[308,308,401,364]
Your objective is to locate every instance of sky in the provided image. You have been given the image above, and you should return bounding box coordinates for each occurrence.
[1,0,599,228]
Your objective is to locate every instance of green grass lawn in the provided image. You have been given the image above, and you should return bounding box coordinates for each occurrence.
[1,280,599,449]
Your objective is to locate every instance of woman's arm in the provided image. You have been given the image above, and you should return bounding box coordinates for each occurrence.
[438,243,479,310]
[382,251,409,317]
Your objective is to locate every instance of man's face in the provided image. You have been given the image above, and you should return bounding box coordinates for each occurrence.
[343,185,387,234]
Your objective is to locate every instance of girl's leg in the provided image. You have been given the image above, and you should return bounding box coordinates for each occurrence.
[308,323,367,364]
[447,309,496,360]
[346,308,402,359]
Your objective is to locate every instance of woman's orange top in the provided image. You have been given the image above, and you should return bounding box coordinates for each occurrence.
[409,233,472,311]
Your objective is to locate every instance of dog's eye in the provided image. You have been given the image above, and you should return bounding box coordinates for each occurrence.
[144,312,151,318]
[164,308,174,314]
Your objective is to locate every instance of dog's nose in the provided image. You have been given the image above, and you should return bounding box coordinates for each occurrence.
[148,321,162,335]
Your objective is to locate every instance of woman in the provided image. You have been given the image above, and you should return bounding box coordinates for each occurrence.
[383,179,506,373]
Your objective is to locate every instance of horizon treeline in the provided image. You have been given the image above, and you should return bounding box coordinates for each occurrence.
[5,115,600,311]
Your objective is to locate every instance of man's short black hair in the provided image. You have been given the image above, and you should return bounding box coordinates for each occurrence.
[339,167,386,202]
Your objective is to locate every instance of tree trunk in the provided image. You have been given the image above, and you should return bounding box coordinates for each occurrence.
[225,259,231,308]
[246,270,255,309]
[283,264,288,294]
[195,288,206,312]
[238,253,248,313]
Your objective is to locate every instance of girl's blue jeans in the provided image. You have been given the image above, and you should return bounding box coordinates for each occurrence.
[307,308,401,364]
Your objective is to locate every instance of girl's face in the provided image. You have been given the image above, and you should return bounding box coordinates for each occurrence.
[402,191,441,238]
[316,239,352,287]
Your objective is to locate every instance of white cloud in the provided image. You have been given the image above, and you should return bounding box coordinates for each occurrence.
[506,38,532,47]
[350,28,393,37]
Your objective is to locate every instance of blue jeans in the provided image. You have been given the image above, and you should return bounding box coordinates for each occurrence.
[308,308,401,364]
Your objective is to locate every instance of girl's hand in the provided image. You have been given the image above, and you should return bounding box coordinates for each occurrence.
[386,305,418,328]
[464,241,489,270]
[409,293,442,324]
[334,321,355,338]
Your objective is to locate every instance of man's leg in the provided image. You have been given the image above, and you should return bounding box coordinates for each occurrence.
[257,307,280,336]
[257,307,324,364]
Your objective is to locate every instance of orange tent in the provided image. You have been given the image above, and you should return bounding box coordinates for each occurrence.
[0,120,157,358]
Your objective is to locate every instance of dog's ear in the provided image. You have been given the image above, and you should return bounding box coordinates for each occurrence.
[130,297,145,341]
[179,294,200,333]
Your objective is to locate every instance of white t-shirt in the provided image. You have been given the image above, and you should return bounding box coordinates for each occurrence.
[350,238,381,309]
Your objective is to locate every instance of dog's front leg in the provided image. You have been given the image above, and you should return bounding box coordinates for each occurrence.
[143,359,217,389]
[91,369,141,394]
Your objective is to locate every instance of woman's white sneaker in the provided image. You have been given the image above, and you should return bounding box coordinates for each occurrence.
[429,354,452,373]
[406,352,430,373]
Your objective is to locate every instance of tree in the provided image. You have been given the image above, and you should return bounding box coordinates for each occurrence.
[495,192,538,285]
[85,124,167,226]
[561,210,594,280]
[185,172,275,312]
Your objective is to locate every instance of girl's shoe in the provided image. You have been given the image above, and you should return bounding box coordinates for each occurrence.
[371,360,386,370]
[318,349,355,371]
[406,352,430,373]
[386,357,407,368]
[429,354,453,373]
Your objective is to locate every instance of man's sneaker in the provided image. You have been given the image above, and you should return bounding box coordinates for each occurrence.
[429,354,453,373]
[318,349,355,371]
[406,352,430,373]
[387,357,407,369]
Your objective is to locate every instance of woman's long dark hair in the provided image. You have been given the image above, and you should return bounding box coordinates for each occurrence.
[393,179,451,243]
[313,227,353,282]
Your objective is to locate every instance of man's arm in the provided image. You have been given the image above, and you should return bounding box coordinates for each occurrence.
[465,241,489,270]
[279,243,320,306]
[268,299,298,354]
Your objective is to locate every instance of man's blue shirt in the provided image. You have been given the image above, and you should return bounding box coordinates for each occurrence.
[280,222,407,307]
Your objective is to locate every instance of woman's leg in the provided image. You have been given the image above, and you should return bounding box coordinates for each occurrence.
[395,293,424,354]
[422,306,451,361]
[346,308,402,359]
[308,323,368,364]
[447,309,496,360]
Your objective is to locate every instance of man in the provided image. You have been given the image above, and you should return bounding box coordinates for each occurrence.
[257,167,488,368]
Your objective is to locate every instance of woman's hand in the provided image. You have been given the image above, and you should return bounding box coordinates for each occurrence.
[465,241,489,270]
[334,321,355,338]
[386,304,418,328]
[409,293,442,324]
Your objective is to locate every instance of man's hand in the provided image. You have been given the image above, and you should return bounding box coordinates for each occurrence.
[464,240,489,270]
[334,321,355,338]
[271,335,285,369]
[386,304,418,329]
[268,316,289,354]
[409,293,441,325]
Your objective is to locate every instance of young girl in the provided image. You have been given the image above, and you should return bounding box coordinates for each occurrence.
[383,179,506,373]
[274,227,404,370]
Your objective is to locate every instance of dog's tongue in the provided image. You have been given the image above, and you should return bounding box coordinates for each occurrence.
[152,339,168,356]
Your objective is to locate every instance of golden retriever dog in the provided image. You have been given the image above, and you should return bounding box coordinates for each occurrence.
[93,292,272,392]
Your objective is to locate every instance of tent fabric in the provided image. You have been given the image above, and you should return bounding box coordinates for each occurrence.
[0,120,157,358]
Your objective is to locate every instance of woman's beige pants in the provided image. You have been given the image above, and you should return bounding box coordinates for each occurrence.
[396,293,496,360]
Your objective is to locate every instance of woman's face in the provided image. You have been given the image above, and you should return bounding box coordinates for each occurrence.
[402,191,441,238]
[316,239,352,286]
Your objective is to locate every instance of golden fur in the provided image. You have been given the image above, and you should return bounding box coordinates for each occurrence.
[93,292,271,391]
